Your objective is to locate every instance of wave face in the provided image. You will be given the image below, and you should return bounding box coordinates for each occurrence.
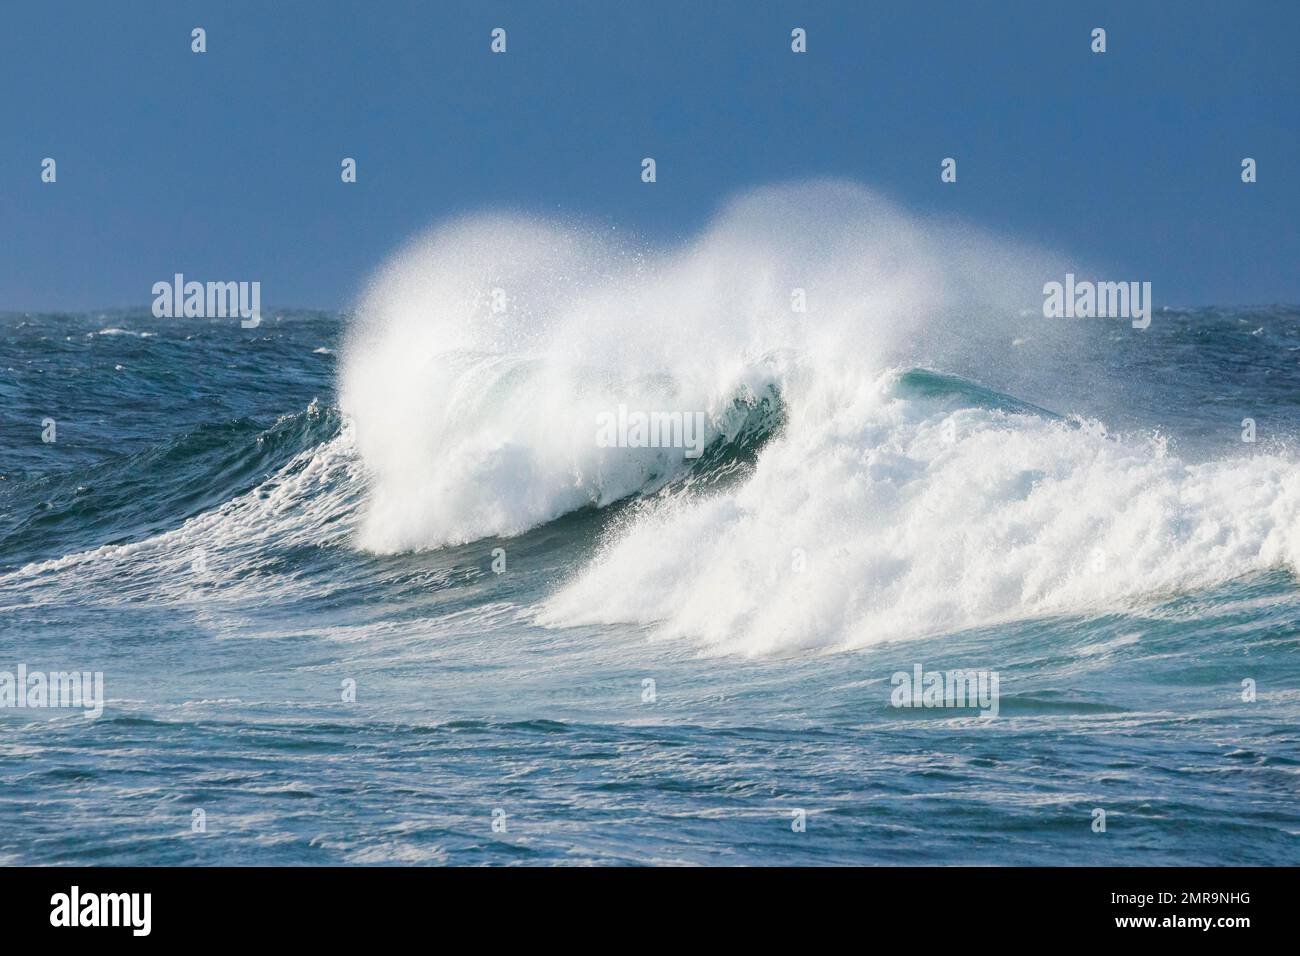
[341,181,1300,653]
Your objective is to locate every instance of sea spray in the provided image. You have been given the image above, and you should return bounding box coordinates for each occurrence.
[335,180,1300,652]
[338,181,1066,554]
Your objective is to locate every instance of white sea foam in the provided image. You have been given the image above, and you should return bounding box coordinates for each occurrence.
[539,370,1300,654]
[337,180,1300,653]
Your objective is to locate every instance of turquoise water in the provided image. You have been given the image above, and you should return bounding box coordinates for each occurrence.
[2,306,1299,865]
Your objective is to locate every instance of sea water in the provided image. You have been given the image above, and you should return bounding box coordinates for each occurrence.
[2,183,1297,865]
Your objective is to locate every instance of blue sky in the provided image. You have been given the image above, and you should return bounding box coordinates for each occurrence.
[1,0,1296,311]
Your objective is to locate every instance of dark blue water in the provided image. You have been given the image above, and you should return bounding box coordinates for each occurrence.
[1,307,1298,865]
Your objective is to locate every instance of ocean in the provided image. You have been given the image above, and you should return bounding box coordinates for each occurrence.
[2,184,1298,865]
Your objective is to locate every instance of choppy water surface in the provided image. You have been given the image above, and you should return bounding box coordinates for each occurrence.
[3,190,1299,864]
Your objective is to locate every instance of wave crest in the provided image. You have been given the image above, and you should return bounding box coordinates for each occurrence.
[339,181,1059,553]
[338,180,1300,652]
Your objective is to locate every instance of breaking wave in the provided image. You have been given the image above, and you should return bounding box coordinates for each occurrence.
[329,180,1300,652]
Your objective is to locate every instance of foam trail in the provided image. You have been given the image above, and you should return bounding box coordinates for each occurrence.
[0,425,362,609]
